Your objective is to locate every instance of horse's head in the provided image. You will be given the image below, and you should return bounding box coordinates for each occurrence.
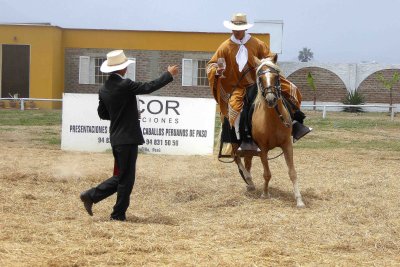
[254,56,282,108]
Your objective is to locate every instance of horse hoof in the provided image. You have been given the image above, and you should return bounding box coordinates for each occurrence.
[296,202,306,208]
[261,192,270,199]
[246,184,256,191]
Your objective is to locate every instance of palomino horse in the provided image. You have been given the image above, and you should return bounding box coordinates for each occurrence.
[231,57,305,208]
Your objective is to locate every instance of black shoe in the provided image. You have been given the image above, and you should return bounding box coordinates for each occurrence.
[292,121,312,143]
[80,191,93,216]
[293,110,306,124]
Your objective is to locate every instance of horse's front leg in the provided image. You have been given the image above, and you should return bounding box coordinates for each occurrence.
[233,155,256,191]
[244,155,255,191]
[259,150,272,199]
[281,143,305,208]
[244,155,253,173]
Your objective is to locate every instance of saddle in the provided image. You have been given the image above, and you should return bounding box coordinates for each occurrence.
[220,83,258,145]
[218,84,259,159]
[220,83,306,144]
[239,84,306,141]
[239,83,258,143]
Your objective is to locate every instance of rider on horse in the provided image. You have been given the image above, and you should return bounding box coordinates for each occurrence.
[207,13,311,145]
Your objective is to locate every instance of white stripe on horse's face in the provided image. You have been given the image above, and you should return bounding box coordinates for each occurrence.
[264,73,274,89]
[259,70,280,108]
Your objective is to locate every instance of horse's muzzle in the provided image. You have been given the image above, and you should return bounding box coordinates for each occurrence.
[265,93,277,107]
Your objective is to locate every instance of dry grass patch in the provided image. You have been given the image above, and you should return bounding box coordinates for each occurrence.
[1,112,400,266]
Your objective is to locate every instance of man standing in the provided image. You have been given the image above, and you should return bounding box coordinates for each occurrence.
[207,13,311,143]
[80,50,178,221]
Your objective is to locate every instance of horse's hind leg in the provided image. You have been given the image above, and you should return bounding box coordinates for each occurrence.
[260,151,272,199]
[281,144,305,208]
[234,155,255,191]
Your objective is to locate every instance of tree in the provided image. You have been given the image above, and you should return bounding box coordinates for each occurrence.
[307,72,317,110]
[377,72,399,113]
[298,47,314,62]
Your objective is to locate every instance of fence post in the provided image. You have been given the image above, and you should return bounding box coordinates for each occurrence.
[20,99,25,111]
[322,105,326,119]
[391,106,395,121]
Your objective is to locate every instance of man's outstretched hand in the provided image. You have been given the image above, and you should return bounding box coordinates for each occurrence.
[168,65,179,76]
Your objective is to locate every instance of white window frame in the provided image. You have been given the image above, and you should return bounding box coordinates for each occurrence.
[78,56,90,84]
[182,58,209,87]
[79,56,136,84]
[182,58,193,86]
[126,58,136,81]
[92,57,106,84]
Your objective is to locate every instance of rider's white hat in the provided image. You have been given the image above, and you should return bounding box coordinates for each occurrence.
[223,13,254,31]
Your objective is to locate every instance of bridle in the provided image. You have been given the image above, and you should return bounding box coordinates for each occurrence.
[257,68,282,100]
[256,64,291,128]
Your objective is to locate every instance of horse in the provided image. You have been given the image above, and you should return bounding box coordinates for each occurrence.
[229,56,305,208]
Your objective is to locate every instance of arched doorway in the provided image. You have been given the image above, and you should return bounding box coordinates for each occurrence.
[358,69,400,104]
[287,67,347,102]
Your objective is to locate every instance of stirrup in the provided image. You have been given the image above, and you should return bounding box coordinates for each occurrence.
[238,140,259,151]
[292,121,312,143]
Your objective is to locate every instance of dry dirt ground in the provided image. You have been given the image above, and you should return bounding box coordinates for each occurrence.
[1,121,400,266]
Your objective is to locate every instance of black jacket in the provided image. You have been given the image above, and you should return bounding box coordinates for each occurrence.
[97,72,173,146]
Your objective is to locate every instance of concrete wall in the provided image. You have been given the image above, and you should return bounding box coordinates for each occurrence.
[63,29,269,52]
[1,24,270,107]
[279,61,400,104]
[64,48,214,98]
[2,24,399,107]
[65,54,400,104]
[0,25,64,108]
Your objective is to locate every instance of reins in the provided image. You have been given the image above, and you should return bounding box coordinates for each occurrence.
[217,64,291,163]
[230,66,254,96]
[257,67,292,128]
[274,101,292,128]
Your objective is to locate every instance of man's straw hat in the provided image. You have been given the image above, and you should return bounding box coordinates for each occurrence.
[223,13,254,31]
[100,50,134,73]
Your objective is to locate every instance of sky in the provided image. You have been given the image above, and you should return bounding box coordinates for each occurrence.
[1,0,400,64]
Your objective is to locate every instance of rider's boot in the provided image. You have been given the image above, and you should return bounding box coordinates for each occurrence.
[292,121,312,143]
[292,110,312,143]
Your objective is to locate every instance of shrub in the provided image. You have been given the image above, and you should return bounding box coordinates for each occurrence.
[342,90,365,113]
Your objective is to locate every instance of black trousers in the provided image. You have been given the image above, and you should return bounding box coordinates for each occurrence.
[87,144,138,220]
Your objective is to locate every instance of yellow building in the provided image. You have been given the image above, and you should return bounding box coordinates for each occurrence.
[0,24,269,109]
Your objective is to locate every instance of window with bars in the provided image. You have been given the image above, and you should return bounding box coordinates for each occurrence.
[197,60,209,87]
[79,56,136,84]
[182,58,209,87]
[94,57,108,84]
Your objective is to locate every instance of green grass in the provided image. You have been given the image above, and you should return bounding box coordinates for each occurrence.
[47,137,61,145]
[0,110,62,146]
[296,112,400,151]
[309,115,400,130]
[0,127,15,132]
[0,109,61,126]
[31,135,61,145]
[1,110,399,152]
[213,111,400,152]
[295,134,400,151]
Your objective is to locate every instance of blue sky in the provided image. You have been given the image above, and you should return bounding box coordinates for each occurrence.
[1,0,399,63]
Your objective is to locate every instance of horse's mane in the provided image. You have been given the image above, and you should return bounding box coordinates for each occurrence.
[256,59,281,74]
[254,59,281,107]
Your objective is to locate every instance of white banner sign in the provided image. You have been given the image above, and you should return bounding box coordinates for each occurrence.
[61,93,216,155]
